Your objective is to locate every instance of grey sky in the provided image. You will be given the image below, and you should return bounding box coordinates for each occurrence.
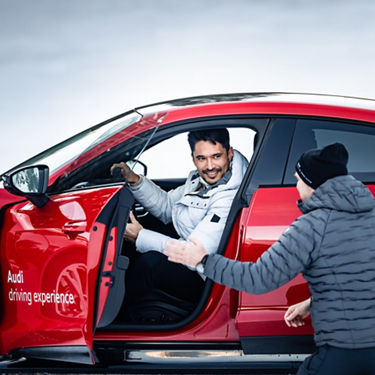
[1,0,375,173]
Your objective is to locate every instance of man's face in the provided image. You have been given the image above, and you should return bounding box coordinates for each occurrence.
[295,172,315,201]
[192,140,233,185]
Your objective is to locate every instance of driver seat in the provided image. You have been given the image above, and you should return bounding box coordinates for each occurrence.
[123,289,195,324]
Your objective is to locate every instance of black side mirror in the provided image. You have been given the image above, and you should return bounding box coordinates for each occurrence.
[2,165,50,208]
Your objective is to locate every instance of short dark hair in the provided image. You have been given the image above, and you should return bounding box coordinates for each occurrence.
[188,128,230,153]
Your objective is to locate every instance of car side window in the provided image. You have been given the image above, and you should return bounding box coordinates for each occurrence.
[284,119,375,184]
[139,128,256,180]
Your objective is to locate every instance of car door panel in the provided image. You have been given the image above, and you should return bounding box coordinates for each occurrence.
[235,186,314,348]
[237,184,375,353]
[0,185,132,363]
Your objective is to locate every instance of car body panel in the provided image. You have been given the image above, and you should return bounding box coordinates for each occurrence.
[0,186,130,363]
[235,187,312,338]
[140,93,375,125]
[0,184,23,208]
[1,92,375,366]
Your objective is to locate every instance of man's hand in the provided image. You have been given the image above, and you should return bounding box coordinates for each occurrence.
[164,237,207,268]
[124,212,143,243]
[110,162,140,184]
[284,298,311,328]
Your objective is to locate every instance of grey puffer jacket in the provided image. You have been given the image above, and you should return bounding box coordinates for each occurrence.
[130,150,248,274]
[204,175,375,348]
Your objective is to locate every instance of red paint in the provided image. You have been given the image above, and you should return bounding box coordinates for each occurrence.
[162,101,375,125]
[1,93,375,362]
[0,187,120,356]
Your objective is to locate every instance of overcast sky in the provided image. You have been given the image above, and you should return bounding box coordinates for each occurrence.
[1,0,375,173]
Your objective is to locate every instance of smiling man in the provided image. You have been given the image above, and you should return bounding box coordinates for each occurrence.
[112,128,248,323]
[191,133,234,185]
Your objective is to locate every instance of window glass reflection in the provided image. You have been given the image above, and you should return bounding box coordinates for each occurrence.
[12,167,40,193]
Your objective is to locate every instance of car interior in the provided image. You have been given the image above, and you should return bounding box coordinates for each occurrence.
[111,126,259,329]
[49,120,264,330]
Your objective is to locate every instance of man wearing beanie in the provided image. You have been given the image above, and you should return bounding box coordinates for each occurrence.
[165,142,375,375]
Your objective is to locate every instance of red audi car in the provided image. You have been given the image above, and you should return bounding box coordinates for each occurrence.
[1,93,375,371]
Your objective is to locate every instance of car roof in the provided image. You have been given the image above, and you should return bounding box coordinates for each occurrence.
[135,92,375,124]
[137,92,375,110]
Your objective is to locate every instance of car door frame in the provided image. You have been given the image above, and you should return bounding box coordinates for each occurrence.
[100,115,271,333]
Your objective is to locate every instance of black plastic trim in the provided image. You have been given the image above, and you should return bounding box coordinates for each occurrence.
[10,345,94,365]
[94,340,242,350]
[93,187,134,329]
[240,335,315,355]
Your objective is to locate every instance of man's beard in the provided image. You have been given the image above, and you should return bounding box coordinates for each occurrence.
[201,167,223,184]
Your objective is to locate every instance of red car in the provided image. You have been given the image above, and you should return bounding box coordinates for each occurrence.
[1,93,375,371]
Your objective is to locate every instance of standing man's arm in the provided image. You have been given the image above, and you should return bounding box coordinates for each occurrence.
[165,214,323,294]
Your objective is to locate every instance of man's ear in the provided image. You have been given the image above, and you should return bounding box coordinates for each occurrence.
[228,146,234,162]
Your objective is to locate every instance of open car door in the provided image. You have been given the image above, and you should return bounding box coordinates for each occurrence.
[0,181,133,364]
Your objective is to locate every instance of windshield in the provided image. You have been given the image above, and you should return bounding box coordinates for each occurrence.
[49,119,161,193]
[3,111,142,176]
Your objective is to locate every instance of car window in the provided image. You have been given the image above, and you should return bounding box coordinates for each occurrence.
[284,119,375,184]
[49,127,158,192]
[139,128,256,179]
[4,112,142,176]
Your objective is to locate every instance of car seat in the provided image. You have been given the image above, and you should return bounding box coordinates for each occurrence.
[123,289,195,324]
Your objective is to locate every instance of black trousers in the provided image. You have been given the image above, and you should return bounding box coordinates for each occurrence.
[297,345,375,375]
[124,250,205,308]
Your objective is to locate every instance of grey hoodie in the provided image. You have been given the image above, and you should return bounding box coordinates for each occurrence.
[204,175,375,348]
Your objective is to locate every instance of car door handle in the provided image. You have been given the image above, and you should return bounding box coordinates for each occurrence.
[134,203,149,218]
[62,221,87,235]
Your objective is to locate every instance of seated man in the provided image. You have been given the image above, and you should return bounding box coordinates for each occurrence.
[112,128,249,322]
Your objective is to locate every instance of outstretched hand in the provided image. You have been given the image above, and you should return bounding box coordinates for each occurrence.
[164,237,207,268]
[284,298,311,328]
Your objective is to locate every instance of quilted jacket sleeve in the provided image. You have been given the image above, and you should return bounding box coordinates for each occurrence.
[203,211,327,294]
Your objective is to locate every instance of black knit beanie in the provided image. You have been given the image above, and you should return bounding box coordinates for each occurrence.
[295,142,349,189]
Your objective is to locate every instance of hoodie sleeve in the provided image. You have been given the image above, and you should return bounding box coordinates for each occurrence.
[135,228,172,254]
[130,176,185,224]
[203,211,326,294]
